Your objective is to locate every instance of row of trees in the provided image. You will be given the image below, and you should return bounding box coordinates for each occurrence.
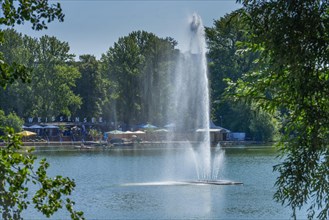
[0,29,81,118]
[0,29,179,128]
[0,22,277,140]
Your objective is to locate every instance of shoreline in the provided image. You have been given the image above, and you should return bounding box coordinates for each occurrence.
[0,140,272,148]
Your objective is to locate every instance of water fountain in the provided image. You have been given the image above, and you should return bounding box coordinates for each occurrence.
[165,14,241,185]
[120,13,241,186]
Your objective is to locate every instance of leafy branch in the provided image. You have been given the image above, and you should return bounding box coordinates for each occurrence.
[0,127,84,219]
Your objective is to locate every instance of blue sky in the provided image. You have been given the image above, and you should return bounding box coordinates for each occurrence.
[16,0,241,59]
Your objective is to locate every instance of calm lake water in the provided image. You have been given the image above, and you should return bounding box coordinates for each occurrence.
[22,144,305,219]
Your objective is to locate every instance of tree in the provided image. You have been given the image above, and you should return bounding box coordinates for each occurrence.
[100,31,177,127]
[205,11,277,141]
[75,55,105,118]
[101,33,144,126]
[0,0,64,88]
[232,0,329,219]
[30,35,81,117]
[0,31,82,118]
[135,32,178,125]
[0,110,24,134]
[0,127,84,219]
[0,29,33,116]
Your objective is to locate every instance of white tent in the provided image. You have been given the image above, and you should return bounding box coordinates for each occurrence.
[44,125,59,129]
[105,130,124,134]
[29,124,44,129]
[131,130,146,134]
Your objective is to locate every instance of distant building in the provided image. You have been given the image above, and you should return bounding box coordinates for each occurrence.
[197,121,231,144]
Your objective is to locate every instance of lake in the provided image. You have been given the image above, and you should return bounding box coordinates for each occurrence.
[22,144,303,219]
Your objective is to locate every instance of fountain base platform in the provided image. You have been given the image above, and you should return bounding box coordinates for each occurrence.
[184,180,243,185]
[120,180,243,187]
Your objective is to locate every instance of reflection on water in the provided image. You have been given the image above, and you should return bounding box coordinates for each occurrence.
[23,144,306,219]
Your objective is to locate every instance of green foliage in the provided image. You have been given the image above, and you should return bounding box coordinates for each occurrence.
[0,28,31,88]
[0,58,30,89]
[0,110,24,134]
[0,1,84,219]
[234,0,329,219]
[0,0,64,30]
[248,106,278,142]
[0,0,64,88]
[0,29,33,116]
[0,30,82,118]
[100,33,143,125]
[74,55,105,118]
[0,28,178,127]
[88,128,101,141]
[0,127,84,219]
[100,31,177,126]
[206,11,277,141]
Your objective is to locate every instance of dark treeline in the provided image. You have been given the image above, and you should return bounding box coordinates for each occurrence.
[0,11,278,141]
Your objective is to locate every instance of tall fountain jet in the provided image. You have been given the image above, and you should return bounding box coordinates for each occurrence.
[168,13,214,180]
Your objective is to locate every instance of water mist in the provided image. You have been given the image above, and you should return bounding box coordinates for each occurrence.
[167,13,222,181]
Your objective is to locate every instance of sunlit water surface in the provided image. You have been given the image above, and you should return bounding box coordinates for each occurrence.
[22,144,306,219]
